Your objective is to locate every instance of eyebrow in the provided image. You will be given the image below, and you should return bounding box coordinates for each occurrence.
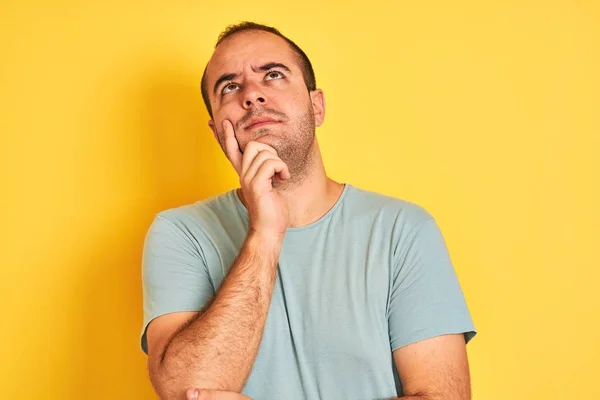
[212,62,292,96]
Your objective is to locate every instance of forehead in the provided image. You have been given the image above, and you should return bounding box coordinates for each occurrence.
[206,30,298,83]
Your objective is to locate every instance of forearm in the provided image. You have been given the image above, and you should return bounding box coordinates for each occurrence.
[151,232,282,397]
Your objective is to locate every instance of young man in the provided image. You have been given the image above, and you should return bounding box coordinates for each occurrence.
[141,22,476,400]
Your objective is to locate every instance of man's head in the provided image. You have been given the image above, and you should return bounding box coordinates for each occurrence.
[201,22,317,120]
[201,22,325,181]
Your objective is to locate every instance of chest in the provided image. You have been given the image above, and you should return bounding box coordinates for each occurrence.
[241,225,401,398]
[264,235,393,365]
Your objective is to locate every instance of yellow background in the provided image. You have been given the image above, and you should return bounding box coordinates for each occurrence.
[1,1,598,399]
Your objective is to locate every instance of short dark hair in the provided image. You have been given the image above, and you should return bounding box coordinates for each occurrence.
[200,21,317,119]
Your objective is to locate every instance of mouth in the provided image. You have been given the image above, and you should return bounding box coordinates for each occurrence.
[245,118,280,130]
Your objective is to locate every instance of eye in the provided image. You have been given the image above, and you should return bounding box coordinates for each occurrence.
[222,82,240,95]
[265,70,285,81]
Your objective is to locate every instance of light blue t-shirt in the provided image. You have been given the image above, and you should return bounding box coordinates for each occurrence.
[141,183,476,399]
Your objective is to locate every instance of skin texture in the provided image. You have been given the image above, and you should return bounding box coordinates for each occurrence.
[392,334,471,399]
[207,30,321,190]
[145,29,472,400]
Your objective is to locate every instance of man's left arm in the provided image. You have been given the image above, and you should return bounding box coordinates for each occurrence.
[391,333,471,400]
[387,213,476,400]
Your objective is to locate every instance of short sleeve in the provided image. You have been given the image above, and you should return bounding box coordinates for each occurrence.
[388,217,476,351]
[140,215,216,354]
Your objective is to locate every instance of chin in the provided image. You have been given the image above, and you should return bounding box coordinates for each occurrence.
[253,128,281,143]
[255,134,275,143]
[239,135,278,153]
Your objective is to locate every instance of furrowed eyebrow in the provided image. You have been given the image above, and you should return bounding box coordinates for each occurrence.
[212,63,292,96]
[256,62,291,73]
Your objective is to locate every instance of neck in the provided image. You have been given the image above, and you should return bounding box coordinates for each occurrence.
[237,139,345,228]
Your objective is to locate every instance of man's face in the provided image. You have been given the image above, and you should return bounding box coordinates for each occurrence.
[205,30,324,173]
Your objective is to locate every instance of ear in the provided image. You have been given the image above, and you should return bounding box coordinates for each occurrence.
[309,89,326,127]
[208,119,218,140]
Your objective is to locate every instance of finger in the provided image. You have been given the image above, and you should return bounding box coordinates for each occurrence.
[251,158,291,188]
[243,150,280,183]
[186,388,200,399]
[222,120,243,174]
[276,162,291,181]
[241,141,278,177]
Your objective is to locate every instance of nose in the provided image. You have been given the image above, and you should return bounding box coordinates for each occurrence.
[242,81,268,109]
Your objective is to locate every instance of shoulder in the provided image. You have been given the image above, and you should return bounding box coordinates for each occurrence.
[152,189,243,231]
[143,189,248,255]
[344,184,434,230]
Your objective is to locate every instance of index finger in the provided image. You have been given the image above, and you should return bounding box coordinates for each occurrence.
[222,119,243,174]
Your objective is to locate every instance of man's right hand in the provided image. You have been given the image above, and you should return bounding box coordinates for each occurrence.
[222,119,290,239]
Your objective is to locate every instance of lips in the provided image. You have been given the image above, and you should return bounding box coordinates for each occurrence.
[244,117,279,130]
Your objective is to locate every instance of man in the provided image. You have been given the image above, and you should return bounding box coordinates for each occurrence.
[141,22,476,400]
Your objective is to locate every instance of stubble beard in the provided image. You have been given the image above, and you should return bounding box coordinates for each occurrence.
[269,104,316,190]
[217,104,317,190]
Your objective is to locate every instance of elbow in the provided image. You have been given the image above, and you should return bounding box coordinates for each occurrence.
[149,362,230,400]
[148,363,176,400]
[149,359,188,400]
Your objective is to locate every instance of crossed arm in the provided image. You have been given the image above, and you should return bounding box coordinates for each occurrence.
[149,308,471,400]
[145,223,471,400]
[197,335,470,399]
[188,333,471,400]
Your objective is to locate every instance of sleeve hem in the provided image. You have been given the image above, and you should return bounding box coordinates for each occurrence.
[140,307,202,355]
[390,327,477,353]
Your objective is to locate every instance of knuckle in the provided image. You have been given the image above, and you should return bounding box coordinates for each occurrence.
[257,150,273,161]
[262,159,276,168]
[246,141,259,151]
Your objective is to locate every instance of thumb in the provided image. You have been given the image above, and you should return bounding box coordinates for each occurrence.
[186,388,199,400]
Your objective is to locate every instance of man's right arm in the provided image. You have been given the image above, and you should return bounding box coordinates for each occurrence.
[146,231,282,399]
[146,119,291,400]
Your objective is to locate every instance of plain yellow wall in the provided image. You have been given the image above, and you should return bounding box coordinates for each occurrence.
[1,1,598,399]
